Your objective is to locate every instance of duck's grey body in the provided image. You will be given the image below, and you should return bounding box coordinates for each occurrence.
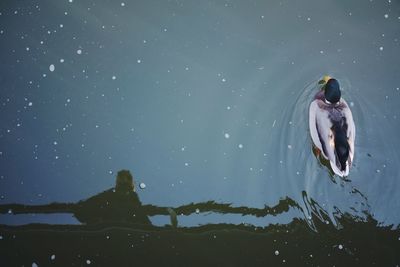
[309,90,355,177]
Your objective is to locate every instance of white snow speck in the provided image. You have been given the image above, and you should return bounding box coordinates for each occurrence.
[350,101,354,107]
[86,259,91,265]
[238,144,243,149]
[379,46,384,51]
[275,250,279,256]
[195,208,200,214]
[112,75,116,80]
[226,106,231,110]
[51,254,56,260]
[384,14,389,19]
[53,141,58,145]
[288,145,292,149]
[224,133,230,139]
[28,102,33,106]
[49,64,55,72]
[221,78,226,82]
[121,2,125,6]
[77,49,82,55]
[0,235,3,240]
[139,182,146,189]
[137,59,141,63]
[60,58,65,63]
[338,244,343,250]
[184,162,189,166]
[32,263,38,267]
[307,17,311,21]
[69,0,73,3]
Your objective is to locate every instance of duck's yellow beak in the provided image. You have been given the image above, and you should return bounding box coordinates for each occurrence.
[322,75,332,83]
[318,75,332,86]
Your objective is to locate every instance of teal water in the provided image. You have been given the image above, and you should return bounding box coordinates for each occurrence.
[0,0,400,265]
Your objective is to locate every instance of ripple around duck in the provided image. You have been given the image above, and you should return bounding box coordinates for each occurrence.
[273,77,377,231]
[349,79,400,228]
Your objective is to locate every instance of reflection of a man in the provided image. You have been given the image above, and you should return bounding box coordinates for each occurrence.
[0,169,300,228]
[74,170,151,225]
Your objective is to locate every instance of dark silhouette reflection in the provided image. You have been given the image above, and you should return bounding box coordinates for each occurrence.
[0,169,308,229]
[0,169,376,233]
[0,170,372,230]
[74,170,151,225]
[0,170,163,226]
[1,171,399,266]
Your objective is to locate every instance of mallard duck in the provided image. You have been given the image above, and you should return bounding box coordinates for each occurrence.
[309,76,355,177]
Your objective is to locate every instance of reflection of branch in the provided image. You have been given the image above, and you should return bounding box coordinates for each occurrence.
[0,197,300,218]
[0,195,380,232]
[143,197,301,217]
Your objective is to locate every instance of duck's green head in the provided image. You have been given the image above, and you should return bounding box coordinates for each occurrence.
[324,78,341,104]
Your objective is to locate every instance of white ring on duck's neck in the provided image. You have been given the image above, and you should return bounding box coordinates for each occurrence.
[325,99,341,106]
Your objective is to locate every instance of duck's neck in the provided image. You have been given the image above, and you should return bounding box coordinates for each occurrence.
[314,90,325,101]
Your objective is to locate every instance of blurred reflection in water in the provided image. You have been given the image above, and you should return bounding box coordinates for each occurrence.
[1,169,400,266]
[0,169,300,228]
[0,169,385,231]
[0,0,399,230]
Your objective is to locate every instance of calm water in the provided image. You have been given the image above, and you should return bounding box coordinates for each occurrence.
[1,0,400,265]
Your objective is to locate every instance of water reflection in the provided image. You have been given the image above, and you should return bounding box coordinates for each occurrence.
[0,169,382,231]
[1,170,300,228]
[1,169,399,266]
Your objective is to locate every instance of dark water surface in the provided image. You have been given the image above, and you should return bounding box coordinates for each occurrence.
[1,0,400,265]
